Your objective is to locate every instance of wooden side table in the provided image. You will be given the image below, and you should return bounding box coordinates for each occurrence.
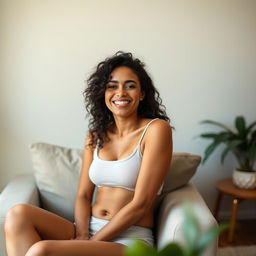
[214,178,256,243]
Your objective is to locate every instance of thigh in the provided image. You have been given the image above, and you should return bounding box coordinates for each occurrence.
[27,240,126,256]
[111,224,154,247]
[13,204,75,240]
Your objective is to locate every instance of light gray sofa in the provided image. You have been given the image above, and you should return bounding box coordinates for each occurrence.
[0,143,218,256]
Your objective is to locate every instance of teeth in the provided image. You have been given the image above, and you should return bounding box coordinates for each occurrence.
[114,101,129,105]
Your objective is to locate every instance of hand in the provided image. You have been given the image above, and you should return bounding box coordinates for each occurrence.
[72,226,91,240]
[72,233,90,240]
[89,235,95,241]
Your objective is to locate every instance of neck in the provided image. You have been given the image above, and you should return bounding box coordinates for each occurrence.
[112,115,142,137]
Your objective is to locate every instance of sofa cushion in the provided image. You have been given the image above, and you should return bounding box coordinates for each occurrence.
[29,142,201,221]
[29,143,82,221]
[162,152,201,194]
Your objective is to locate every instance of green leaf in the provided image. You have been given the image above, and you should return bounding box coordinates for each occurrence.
[199,117,256,168]
[195,223,229,254]
[158,243,184,256]
[199,132,232,143]
[183,204,200,251]
[202,140,221,164]
[215,132,233,142]
[220,140,243,164]
[235,116,246,138]
[249,145,256,158]
[200,120,233,133]
[199,133,218,139]
[246,145,256,170]
[124,240,157,256]
[247,121,256,134]
[251,130,256,142]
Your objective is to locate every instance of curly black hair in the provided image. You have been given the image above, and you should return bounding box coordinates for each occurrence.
[83,51,170,148]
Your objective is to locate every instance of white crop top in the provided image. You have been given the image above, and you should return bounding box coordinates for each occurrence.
[89,118,164,195]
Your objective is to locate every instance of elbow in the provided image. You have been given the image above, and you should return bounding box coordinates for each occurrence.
[76,189,94,201]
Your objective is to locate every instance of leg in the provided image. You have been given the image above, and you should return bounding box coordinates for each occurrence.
[228,198,239,243]
[5,204,75,256]
[213,191,223,220]
[25,240,126,256]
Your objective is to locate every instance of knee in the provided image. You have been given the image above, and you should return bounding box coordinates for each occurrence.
[5,204,30,233]
[26,241,52,256]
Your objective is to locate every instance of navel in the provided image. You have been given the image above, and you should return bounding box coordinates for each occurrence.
[100,209,109,216]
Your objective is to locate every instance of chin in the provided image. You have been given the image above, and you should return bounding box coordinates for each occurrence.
[113,111,139,119]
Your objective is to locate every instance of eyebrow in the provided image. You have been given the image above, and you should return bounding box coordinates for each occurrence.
[107,80,137,84]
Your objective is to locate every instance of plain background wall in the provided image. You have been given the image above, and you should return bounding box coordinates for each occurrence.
[1,0,255,219]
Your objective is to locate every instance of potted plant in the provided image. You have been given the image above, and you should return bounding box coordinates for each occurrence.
[125,204,227,256]
[199,116,256,189]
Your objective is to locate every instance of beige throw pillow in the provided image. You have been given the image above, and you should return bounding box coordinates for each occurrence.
[29,142,201,221]
[162,152,201,193]
[29,143,82,221]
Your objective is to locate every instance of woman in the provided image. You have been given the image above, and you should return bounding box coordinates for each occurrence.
[5,51,173,256]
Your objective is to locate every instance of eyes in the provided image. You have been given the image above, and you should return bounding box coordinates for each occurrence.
[105,83,136,90]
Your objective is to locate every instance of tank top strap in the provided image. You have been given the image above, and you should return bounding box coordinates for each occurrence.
[137,118,159,146]
[94,145,98,157]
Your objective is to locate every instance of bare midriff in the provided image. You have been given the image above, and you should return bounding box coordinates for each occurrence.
[91,186,159,228]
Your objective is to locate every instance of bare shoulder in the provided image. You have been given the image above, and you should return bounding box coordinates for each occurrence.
[147,119,172,138]
[142,119,172,151]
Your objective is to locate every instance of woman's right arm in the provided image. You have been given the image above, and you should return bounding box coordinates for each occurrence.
[73,133,96,240]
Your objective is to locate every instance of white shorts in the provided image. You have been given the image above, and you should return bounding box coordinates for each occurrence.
[89,216,154,247]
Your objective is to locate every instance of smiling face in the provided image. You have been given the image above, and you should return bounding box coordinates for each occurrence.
[105,66,144,120]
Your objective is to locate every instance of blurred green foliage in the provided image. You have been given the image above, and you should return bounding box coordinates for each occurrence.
[125,203,228,256]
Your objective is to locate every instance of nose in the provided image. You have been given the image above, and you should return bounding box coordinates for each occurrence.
[116,86,127,97]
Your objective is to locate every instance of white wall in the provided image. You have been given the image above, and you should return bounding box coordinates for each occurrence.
[1,0,256,218]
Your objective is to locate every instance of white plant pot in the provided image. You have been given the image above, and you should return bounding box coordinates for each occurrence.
[232,169,256,189]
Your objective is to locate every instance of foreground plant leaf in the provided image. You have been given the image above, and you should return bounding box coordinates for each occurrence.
[158,242,184,256]
[124,240,157,256]
[125,204,226,256]
[194,223,229,255]
[183,203,200,252]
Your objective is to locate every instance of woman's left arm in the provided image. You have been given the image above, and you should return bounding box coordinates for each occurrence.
[90,120,173,242]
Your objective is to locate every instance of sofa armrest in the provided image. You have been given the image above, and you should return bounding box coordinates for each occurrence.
[155,182,218,256]
[0,174,40,217]
[0,174,39,256]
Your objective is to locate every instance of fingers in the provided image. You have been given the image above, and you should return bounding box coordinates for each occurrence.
[71,234,90,240]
